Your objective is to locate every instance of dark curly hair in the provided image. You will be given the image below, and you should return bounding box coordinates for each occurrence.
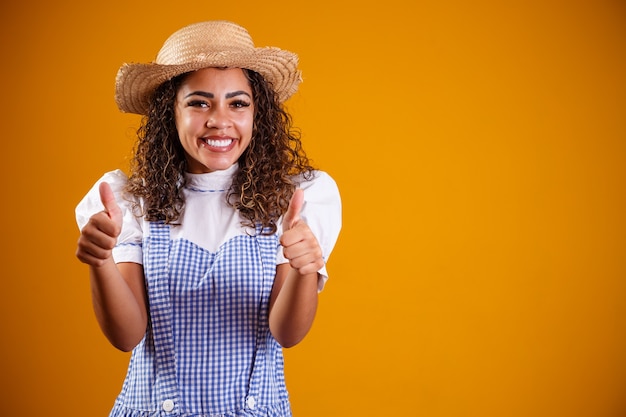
[125,68,315,234]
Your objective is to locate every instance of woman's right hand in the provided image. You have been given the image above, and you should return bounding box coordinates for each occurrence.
[76,182,123,267]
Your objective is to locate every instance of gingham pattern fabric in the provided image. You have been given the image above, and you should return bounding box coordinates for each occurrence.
[75,165,342,417]
[109,222,291,417]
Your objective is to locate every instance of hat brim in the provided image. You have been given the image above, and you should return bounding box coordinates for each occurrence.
[115,48,301,115]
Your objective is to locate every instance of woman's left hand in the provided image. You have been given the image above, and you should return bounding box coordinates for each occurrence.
[280,189,324,276]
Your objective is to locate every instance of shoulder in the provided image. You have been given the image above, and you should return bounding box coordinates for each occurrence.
[286,169,342,233]
[294,170,341,203]
[100,169,130,190]
[75,170,135,230]
[80,169,130,198]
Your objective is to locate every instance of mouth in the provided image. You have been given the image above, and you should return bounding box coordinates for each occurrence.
[200,137,237,151]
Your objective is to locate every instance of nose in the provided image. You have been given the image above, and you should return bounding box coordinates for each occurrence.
[206,105,231,129]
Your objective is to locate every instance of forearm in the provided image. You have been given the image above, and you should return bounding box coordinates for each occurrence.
[89,260,148,351]
[269,264,319,348]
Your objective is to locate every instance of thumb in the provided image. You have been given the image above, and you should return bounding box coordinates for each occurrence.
[283,189,304,232]
[99,182,122,226]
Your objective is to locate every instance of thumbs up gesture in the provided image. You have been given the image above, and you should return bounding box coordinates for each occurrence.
[76,182,123,267]
[280,189,324,276]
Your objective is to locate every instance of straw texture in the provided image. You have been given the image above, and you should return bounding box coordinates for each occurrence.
[115,21,301,115]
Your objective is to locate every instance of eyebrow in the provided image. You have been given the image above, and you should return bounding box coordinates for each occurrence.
[184,90,251,99]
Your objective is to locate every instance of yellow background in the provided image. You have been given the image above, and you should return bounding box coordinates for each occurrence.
[1,0,625,416]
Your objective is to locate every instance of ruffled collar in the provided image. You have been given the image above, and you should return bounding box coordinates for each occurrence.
[183,163,238,192]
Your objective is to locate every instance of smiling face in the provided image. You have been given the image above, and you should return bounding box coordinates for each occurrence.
[174,67,255,173]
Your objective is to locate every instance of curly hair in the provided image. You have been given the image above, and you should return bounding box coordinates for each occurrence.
[125,68,315,234]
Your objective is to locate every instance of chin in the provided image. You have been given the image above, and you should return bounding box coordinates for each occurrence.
[205,159,237,172]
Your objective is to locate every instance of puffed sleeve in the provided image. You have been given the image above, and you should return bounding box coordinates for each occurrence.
[277,171,342,291]
[75,170,144,264]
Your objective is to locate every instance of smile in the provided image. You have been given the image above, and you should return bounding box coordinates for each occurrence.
[201,138,234,148]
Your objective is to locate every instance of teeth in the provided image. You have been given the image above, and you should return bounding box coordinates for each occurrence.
[204,138,233,147]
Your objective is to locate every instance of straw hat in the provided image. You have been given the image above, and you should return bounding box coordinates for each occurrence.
[115,20,302,115]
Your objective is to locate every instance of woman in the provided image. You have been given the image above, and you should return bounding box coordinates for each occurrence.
[75,20,341,417]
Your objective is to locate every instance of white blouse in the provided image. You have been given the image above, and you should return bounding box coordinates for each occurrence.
[75,164,342,290]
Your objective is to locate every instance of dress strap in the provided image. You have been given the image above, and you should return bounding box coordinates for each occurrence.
[143,221,180,412]
[245,225,281,410]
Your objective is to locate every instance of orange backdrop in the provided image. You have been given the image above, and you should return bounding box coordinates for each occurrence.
[1,1,625,416]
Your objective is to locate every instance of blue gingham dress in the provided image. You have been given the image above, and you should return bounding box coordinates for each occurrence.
[110,221,288,417]
[75,164,342,417]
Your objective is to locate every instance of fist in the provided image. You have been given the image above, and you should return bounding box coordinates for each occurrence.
[280,189,324,275]
[75,182,123,267]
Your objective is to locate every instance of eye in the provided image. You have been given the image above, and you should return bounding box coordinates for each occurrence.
[187,100,209,108]
[231,99,251,109]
